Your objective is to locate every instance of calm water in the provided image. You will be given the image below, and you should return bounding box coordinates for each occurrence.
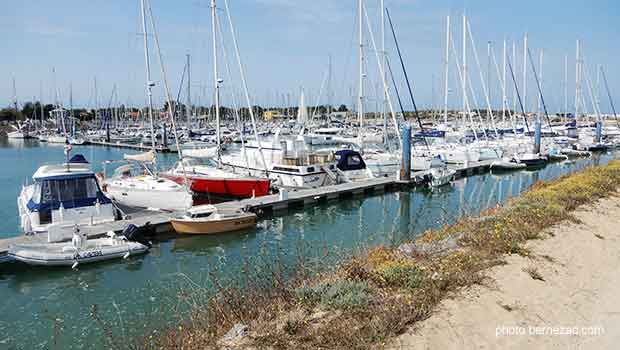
[0,137,614,349]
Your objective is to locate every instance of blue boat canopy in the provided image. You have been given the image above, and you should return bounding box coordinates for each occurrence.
[335,150,366,171]
[69,154,89,164]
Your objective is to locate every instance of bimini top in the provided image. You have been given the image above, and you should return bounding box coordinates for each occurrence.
[335,150,366,171]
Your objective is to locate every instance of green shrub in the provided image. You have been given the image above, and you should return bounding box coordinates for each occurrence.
[377,261,423,290]
[294,280,372,310]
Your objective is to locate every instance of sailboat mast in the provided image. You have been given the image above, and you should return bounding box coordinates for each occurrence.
[523,33,528,115]
[462,14,467,123]
[575,39,581,119]
[537,49,543,119]
[512,41,517,112]
[381,0,387,145]
[443,15,450,125]
[140,0,157,156]
[502,38,507,123]
[357,0,364,149]
[564,54,568,121]
[186,53,191,129]
[212,0,222,164]
[12,76,18,113]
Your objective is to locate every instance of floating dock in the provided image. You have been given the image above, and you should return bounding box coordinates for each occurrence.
[89,140,174,153]
[0,160,497,264]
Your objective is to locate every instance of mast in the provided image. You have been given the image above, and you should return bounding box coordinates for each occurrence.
[512,41,517,113]
[522,33,528,115]
[140,0,157,161]
[211,0,222,165]
[487,40,491,107]
[357,0,364,149]
[94,77,99,127]
[575,39,581,120]
[39,81,44,126]
[186,53,191,128]
[381,0,387,145]
[12,76,18,113]
[442,15,450,125]
[537,49,543,119]
[564,55,568,121]
[462,14,467,123]
[502,38,507,123]
[70,82,74,120]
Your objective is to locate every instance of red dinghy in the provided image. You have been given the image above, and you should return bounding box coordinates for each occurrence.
[163,158,270,200]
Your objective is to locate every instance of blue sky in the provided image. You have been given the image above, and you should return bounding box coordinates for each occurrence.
[1,0,619,113]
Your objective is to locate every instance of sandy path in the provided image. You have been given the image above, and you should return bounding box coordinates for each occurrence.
[391,196,620,350]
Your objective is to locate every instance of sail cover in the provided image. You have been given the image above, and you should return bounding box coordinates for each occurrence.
[124,150,156,163]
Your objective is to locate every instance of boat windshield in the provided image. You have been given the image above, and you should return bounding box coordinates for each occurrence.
[182,157,218,168]
[29,175,110,210]
[190,211,213,219]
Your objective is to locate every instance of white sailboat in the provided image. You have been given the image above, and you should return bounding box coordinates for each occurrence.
[102,0,191,212]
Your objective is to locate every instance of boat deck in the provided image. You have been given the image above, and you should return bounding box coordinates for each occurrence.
[0,160,495,264]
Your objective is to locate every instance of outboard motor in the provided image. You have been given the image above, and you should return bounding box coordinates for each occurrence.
[123,223,153,248]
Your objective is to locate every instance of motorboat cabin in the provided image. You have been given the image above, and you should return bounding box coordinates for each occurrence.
[18,154,115,234]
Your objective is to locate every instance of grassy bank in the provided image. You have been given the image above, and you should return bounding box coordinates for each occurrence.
[146,161,620,350]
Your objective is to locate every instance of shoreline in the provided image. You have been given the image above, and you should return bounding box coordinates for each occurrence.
[392,195,620,349]
[148,161,620,349]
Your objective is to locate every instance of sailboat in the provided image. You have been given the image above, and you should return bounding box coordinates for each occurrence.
[163,0,271,200]
[102,0,191,212]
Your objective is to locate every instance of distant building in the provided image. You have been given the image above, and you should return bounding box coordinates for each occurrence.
[263,110,285,121]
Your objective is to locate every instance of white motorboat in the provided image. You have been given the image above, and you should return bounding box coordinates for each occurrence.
[103,151,193,211]
[170,205,257,235]
[7,123,31,139]
[334,150,373,182]
[490,157,527,171]
[17,153,116,234]
[221,140,340,188]
[429,167,456,187]
[9,227,149,267]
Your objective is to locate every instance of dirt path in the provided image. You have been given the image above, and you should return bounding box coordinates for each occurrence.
[391,196,620,349]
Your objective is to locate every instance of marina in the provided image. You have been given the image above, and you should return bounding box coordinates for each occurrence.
[0,158,498,263]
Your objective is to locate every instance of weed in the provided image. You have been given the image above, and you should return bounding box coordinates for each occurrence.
[524,266,545,282]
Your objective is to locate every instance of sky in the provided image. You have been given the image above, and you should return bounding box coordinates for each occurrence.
[1,0,619,113]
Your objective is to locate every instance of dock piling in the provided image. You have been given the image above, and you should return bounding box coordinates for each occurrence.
[400,124,411,181]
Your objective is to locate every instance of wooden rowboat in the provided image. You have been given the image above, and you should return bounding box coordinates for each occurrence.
[170,205,257,235]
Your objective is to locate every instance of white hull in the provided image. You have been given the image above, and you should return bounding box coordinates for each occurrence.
[7,131,28,139]
[106,184,192,211]
[9,238,148,266]
[104,175,192,211]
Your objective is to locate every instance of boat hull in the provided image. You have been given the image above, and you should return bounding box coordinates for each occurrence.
[164,174,270,199]
[171,214,257,235]
[8,240,148,266]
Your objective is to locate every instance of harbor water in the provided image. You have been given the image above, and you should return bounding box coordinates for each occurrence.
[0,138,615,349]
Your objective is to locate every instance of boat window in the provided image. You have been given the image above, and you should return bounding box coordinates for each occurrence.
[307,167,315,172]
[192,212,213,218]
[183,157,217,168]
[348,155,362,166]
[273,166,299,173]
[41,176,100,203]
[31,182,42,204]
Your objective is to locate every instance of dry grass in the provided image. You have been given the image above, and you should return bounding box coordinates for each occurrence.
[145,161,620,350]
